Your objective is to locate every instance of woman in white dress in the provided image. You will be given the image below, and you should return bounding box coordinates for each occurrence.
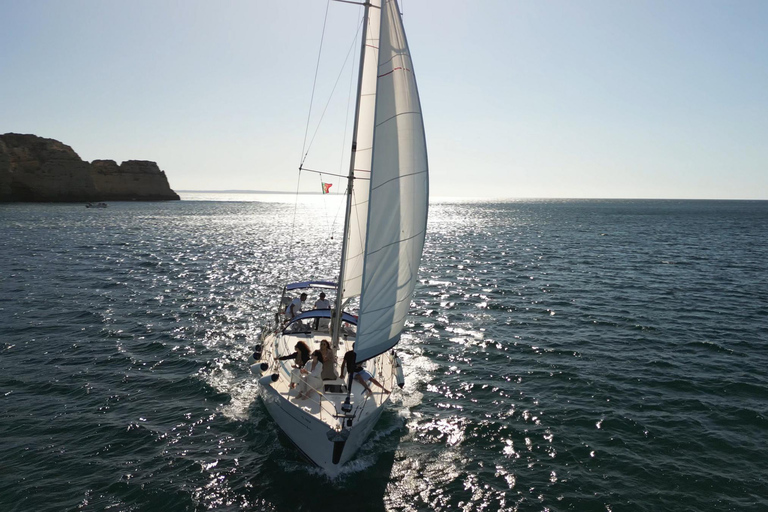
[296,350,324,400]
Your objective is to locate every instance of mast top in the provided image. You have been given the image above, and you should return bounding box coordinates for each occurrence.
[333,0,380,7]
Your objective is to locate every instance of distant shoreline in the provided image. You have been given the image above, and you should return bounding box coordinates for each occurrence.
[177,190,323,195]
[176,191,768,202]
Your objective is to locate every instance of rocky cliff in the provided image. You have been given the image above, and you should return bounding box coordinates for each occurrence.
[0,133,180,202]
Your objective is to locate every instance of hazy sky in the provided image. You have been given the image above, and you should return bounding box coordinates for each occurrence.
[2,0,767,199]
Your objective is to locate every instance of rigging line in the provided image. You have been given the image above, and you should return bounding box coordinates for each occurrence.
[300,0,332,167]
[331,186,346,239]
[288,168,303,266]
[301,16,365,167]
[317,172,346,242]
[340,7,359,176]
[334,0,382,9]
[319,172,333,243]
[301,167,355,179]
[327,3,361,247]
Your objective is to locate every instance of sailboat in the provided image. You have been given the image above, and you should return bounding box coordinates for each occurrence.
[252,0,428,476]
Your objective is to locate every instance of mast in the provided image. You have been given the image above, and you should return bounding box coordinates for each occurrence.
[331,0,372,348]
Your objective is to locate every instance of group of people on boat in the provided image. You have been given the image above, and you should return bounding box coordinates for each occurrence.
[284,292,332,330]
[278,340,389,400]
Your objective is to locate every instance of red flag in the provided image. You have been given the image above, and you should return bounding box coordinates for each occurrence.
[321,182,332,194]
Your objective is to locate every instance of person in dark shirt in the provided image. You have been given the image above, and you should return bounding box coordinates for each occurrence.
[340,348,357,382]
[278,341,310,389]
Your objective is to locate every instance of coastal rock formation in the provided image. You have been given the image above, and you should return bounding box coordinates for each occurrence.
[0,133,180,202]
[90,159,180,201]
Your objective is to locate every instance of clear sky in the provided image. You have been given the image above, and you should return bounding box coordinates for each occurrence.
[2,0,767,199]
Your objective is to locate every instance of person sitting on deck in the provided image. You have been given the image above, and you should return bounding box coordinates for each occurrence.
[340,347,389,397]
[351,366,390,397]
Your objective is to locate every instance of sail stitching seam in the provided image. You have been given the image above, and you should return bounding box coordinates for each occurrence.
[375,110,421,128]
[370,168,427,193]
[359,293,414,317]
[378,66,411,78]
[365,229,425,258]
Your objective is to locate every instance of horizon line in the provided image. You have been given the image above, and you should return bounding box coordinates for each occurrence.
[176,190,767,201]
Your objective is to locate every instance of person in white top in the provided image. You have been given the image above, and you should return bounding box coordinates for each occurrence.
[284,293,307,322]
[313,292,331,331]
[314,292,330,310]
[296,350,324,400]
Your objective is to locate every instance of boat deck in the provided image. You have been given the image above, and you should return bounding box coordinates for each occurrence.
[261,323,393,430]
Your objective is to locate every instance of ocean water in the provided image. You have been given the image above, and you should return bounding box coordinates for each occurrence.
[1,197,767,512]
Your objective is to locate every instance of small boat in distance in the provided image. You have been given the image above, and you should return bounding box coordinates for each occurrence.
[85,202,107,208]
[252,0,429,476]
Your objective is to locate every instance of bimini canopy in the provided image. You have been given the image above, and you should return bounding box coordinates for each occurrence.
[285,281,337,291]
[283,310,358,333]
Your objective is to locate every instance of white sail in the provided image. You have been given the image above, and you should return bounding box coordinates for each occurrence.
[354,0,429,363]
[341,1,381,301]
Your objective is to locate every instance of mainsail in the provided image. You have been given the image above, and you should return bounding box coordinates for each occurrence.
[351,0,429,363]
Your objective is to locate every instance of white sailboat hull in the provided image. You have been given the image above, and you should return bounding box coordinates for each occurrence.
[254,327,396,476]
[258,381,387,476]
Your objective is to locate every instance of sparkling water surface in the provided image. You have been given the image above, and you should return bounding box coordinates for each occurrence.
[1,196,767,511]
